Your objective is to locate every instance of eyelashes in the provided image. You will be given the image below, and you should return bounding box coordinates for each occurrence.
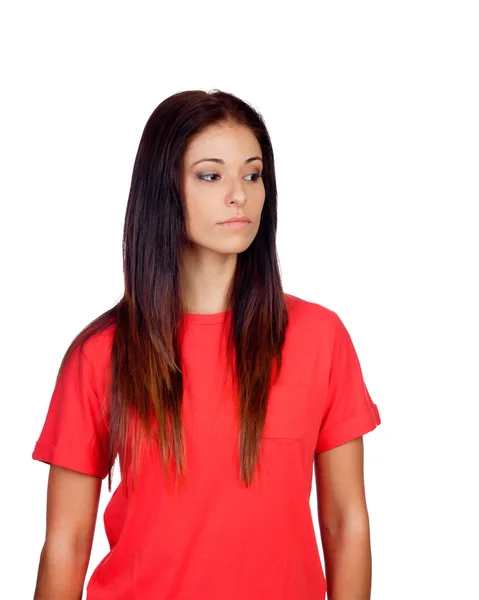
[196,172,263,183]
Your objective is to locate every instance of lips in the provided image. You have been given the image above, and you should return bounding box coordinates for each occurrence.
[218,217,251,224]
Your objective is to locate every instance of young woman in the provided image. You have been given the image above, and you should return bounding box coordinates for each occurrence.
[32,89,381,600]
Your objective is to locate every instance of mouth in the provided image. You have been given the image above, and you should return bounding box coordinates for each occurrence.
[217,216,252,225]
[218,220,251,229]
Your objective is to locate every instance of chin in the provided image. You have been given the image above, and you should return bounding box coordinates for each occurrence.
[217,242,250,254]
[199,240,253,255]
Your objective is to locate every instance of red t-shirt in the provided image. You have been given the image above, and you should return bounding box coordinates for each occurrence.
[32,293,381,599]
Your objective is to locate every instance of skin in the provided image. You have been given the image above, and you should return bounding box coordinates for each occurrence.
[180,121,265,314]
[315,438,372,599]
[33,466,102,599]
[34,120,372,599]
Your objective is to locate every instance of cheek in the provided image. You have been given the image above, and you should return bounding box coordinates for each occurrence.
[183,182,265,246]
[183,191,215,238]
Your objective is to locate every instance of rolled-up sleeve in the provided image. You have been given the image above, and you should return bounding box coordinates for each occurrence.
[315,312,381,453]
[32,340,110,479]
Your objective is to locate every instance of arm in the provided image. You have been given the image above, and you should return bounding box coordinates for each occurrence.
[314,436,372,600]
[33,465,102,600]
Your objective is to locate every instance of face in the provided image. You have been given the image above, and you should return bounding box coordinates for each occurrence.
[181,122,265,255]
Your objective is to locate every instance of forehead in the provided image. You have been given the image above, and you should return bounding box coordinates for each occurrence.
[184,123,261,160]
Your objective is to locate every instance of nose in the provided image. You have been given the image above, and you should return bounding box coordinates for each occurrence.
[228,178,247,204]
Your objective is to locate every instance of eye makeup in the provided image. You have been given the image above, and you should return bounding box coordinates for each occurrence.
[195,171,263,182]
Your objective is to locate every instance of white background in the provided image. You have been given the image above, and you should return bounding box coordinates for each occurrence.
[1,1,478,598]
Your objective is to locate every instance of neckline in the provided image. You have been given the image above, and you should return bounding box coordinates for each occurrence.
[182,308,232,325]
[180,293,293,325]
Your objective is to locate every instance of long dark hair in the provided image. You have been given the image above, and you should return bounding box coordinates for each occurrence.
[55,89,289,494]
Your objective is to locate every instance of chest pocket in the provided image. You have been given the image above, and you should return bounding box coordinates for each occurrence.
[262,383,310,443]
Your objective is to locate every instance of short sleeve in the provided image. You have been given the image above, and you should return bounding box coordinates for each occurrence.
[32,341,110,479]
[315,312,381,453]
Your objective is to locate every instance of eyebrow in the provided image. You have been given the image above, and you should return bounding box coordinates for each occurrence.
[191,156,263,168]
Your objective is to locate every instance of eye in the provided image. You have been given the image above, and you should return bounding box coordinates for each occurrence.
[245,172,263,182]
[197,173,221,182]
[196,171,263,183]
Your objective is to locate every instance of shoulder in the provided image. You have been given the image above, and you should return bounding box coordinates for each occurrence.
[75,323,116,375]
[284,292,339,335]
